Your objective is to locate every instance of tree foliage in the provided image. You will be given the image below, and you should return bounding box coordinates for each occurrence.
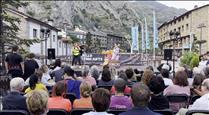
[0,0,40,67]
[180,51,200,69]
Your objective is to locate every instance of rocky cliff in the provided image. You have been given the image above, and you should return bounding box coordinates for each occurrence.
[25,1,186,37]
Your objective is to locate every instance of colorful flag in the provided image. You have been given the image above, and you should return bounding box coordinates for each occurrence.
[141,24,145,51]
[153,11,158,48]
[131,26,139,51]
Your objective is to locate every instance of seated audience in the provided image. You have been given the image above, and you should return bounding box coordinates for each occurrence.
[119,83,160,115]
[90,65,100,81]
[125,68,136,85]
[40,65,55,88]
[51,59,65,82]
[26,90,49,115]
[48,81,71,112]
[81,65,96,86]
[64,66,82,99]
[73,82,93,108]
[141,69,154,85]
[110,78,133,109]
[83,88,113,115]
[2,77,27,110]
[164,70,190,96]
[191,73,206,96]
[148,76,169,110]
[146,65,154,72]
[98,69,114,86]
[159,64,173,86]
[111,72,131,95]
[177,78,209,115]
[25,74,48,94]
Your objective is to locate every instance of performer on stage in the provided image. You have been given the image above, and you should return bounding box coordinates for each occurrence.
[111,44,120,63]
[72,43,81,66]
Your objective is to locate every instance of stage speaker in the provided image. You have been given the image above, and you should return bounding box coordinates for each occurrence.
[164,49,173,60]
[48,48,55,59]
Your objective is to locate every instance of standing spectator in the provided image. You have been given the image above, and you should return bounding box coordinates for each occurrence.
[25,74,48,94]
[148,76,169,110]
[81,65,96,87]
[109,78,133,110]
[2,77,27,110]
[73,82,93,108]
[5,45,24,78]
[98,69,114,86]
[119,83,160,115]
[26,90,49,115]
[48,81,71,112]
[83,88,113,115]
[23,53,39,80]
[64,66,82,99]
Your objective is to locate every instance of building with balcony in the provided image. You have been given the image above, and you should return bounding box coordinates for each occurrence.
[158,4,209,55]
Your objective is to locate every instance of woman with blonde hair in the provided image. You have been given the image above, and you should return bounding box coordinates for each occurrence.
[26,90,49,115]
[141,69,154,85]
[73,82,93,108]
[40,65,55,88]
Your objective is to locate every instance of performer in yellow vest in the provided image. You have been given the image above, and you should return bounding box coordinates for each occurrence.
[72,43,81,66]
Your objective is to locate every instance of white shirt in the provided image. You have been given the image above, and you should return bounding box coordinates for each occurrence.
[163,78,173,86]
[83,111,114,115]
[41,73,55,87]
[189,93,209,110]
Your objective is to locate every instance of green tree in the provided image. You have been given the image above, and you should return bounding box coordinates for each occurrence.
[0,0,39,68]
[180,51,200,69]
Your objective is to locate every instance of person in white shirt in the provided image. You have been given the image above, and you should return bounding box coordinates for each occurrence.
[83,88,113,115]
[40,65,55,87]
[160,64,173,86]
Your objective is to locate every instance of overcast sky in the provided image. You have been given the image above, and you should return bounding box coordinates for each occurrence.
[157,1,209,10]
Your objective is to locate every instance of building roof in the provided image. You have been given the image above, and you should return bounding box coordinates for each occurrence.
[158,4,209,30]
[6,8,60,31]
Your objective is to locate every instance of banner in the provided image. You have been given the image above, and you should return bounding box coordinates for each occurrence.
[141,24,145,51]
[131,26,139,51]
[145,17,150,49]
[153,11,158,48]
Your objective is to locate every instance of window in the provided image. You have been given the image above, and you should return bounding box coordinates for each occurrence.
[182,25,184,31]
[182,16,184,21]
[53,35,55,42]
[178,27,181,32]
[59,41,61,48]
[33,29,37,38]
[186,24,189,30]
[186,14,189,18]
[178,18,181,22]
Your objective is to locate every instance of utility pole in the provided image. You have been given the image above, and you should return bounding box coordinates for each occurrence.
[197,23,206,55]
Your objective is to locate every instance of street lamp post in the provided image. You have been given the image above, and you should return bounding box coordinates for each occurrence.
[41,28,50,65]
[169,30,180,77]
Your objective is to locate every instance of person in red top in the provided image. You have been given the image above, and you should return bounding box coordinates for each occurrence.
[48,81,72,112]
[111,72,131,95]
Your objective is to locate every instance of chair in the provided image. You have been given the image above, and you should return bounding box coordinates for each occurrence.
[0,110,29,115]
[63,93,77,104]
[186,110,209,115]
[153,109,173,115]
[166,94,189,113]
[108,109,127,115]
[47,109,68,115]
[97,85,112,91]
[70,108,93,115]
[189,95,201,105]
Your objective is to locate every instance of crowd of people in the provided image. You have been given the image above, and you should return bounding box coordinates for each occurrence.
[1,45,209,115]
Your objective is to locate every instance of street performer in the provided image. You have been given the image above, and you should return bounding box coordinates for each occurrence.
[72,43,81,66]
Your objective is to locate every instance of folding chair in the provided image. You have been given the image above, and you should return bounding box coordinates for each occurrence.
[63,93,77,104]
[0,110,29,115]
[70,108,93,115]
[47,109,68,115]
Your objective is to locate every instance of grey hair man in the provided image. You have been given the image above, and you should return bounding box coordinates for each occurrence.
[2,77,27,110]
